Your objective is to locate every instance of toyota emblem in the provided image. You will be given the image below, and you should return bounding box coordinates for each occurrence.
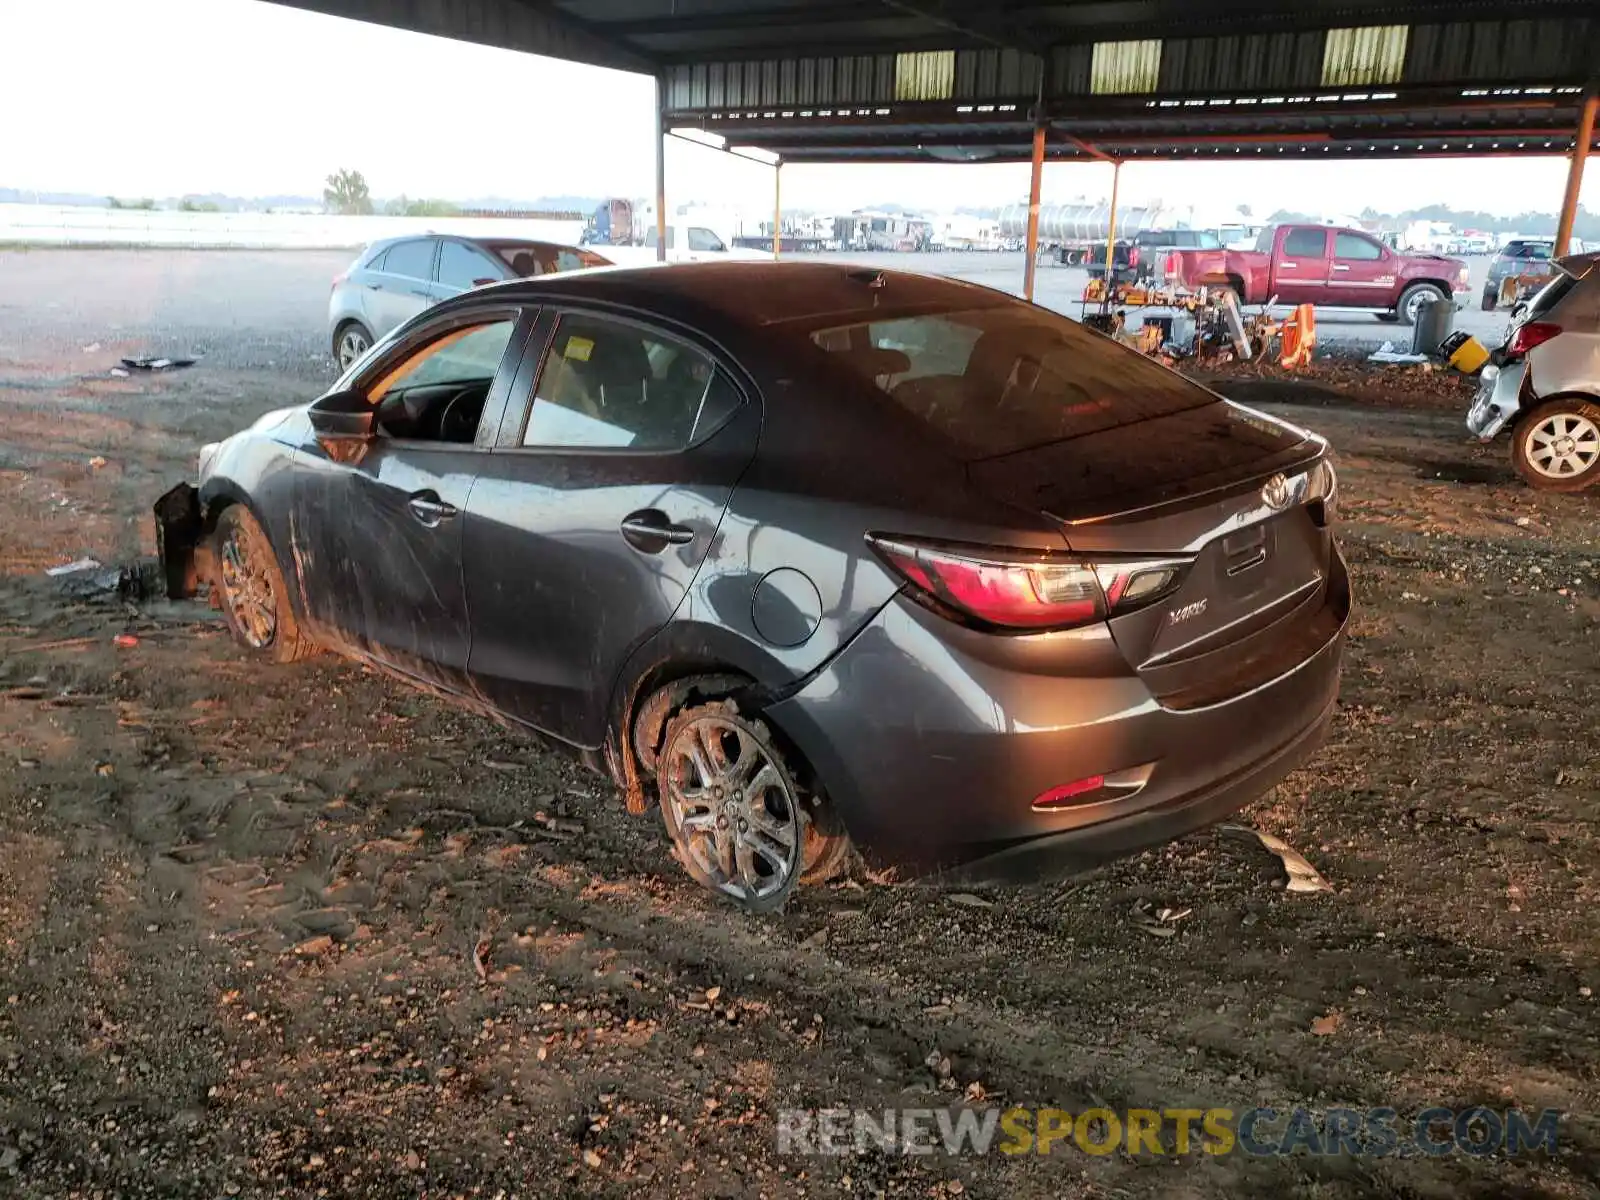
[1260,473,1292,511]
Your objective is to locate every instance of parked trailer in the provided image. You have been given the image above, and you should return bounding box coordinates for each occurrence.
[997,201,1188,264]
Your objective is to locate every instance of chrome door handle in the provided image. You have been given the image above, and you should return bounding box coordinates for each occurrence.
[1332,264,1351,271]
[620,511,695,551]
[407,494,457,525]
[1280,261,1297,268]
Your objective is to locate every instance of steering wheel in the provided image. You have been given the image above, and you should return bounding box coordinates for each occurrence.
[437,386,484,443]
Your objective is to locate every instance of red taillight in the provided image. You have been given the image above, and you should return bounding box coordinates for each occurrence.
[867,536,1190,633]
[1507,321,1561,355]
[1128,247,1141,268]
[1164,251,1180,278]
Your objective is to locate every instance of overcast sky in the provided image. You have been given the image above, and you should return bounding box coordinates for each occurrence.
[3,0,1590,219]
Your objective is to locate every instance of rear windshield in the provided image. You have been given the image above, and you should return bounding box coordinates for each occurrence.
[1529,273,1575,315]
[807,306,1216,458]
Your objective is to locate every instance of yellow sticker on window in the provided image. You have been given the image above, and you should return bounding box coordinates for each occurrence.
[564,336,594,362]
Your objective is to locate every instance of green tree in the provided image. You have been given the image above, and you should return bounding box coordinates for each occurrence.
[323,168,373,215]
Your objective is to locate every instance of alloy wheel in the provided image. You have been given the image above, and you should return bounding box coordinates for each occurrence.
[660,709,804,909]
[1523,412,1600,479]
[218,518,277,649]
[337,327,370,369]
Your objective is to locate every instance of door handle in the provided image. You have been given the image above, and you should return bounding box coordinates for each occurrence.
[1332,264,1351,271]
[620,510,695,552]
[407,493,458,525]
[408,289,431,298]
[1280,261,1297,268]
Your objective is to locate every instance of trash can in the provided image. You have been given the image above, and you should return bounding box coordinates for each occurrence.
[1411,295,1454,356]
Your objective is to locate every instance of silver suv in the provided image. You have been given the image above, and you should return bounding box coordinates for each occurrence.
[328,235,611,369]
[1468,252,1600,492]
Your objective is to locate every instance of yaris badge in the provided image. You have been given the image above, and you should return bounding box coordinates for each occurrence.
[1260,473,1292,511]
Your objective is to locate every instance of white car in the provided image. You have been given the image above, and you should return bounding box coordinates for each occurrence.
[1467,252,1600,492]
[600,224,769,266]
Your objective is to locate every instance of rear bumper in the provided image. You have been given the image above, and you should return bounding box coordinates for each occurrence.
[769,546,1349,881]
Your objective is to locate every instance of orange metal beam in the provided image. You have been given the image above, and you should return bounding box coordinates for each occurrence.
[1555,93,1598,256]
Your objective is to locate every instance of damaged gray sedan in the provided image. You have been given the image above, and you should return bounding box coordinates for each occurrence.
[157,262,1348,911]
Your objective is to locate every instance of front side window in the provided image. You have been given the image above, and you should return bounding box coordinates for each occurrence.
[369,319,517,443]
[1283,229,1328,258]
[1333,233,1384,261]
[687,227,726,253]
[523,314,732,451]
[808,305,1214,458]
[437,240,501,289]
[384,239,435,280]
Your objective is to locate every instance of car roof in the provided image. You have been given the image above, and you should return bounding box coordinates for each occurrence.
[457,261,1008,329]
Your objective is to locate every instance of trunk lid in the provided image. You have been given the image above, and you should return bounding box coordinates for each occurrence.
[967,401,1336,706]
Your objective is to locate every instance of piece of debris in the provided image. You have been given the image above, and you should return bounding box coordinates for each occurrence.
[583,1149,602,1169]
[1131,899,1193,937]
[704,986,722,1003]
[44,557,102,577]
[81,341,101,353]
[109,367,130,378]
[1221,825,1334,894]
[1367,341,1430,365]
[472,933,492,982]
[947,892,994,909]
[120,355,196,372]
[293,935,335,957]
[89,456,107,469]
[112,633,139,649]
[1310,1011,1343,1036]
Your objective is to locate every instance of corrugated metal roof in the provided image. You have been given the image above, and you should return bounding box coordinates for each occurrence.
[275,1,1599,163]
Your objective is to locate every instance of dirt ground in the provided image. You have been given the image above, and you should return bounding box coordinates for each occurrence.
[0,328,1597,1198]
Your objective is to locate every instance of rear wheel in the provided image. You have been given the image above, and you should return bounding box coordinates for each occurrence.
[1396,283,1447,326]
[1512,399,1600,492]
[332,321,373,371]
[657,700,848,912]
[211,505,315,662]
[1480,286,1498,312]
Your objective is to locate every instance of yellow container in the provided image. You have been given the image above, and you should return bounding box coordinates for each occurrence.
[1447,335,1490,375]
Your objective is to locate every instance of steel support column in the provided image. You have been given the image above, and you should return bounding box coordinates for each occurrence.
[1022,124,1046,301]
[654,75,669,263]
[1103,160,1122,288]
[773,161,782,261]
[1555,92,1598,257]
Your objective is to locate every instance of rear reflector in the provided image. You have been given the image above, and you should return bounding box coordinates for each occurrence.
[867,535,1191,633]
[1032,776,1106,809]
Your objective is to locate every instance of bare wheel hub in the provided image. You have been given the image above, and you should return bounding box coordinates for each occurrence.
[661,709,803,907]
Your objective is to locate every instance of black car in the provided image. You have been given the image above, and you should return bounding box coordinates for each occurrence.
[159,263,1348,911]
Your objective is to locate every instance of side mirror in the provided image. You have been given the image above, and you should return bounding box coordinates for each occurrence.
[308,389,375,462]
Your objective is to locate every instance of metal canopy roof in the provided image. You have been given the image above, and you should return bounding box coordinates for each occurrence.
[277,1,1598,160]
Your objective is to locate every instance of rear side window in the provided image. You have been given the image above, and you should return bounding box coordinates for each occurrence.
[1334,233,1384,260]
[1283,229,1327,257]
[808,307,1215,458]
[524,313,733,451]
[438,240,501,288]
[384,239,435,280]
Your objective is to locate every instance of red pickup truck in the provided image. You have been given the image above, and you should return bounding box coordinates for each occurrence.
[1163,224,1471,325]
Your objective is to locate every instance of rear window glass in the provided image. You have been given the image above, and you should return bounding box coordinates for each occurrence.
[807,307,1216,458]
[1529,273,1575,315]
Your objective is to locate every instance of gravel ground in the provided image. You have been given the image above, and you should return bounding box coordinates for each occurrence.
[0,262,1595,1199]
[0,249,1513,388]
